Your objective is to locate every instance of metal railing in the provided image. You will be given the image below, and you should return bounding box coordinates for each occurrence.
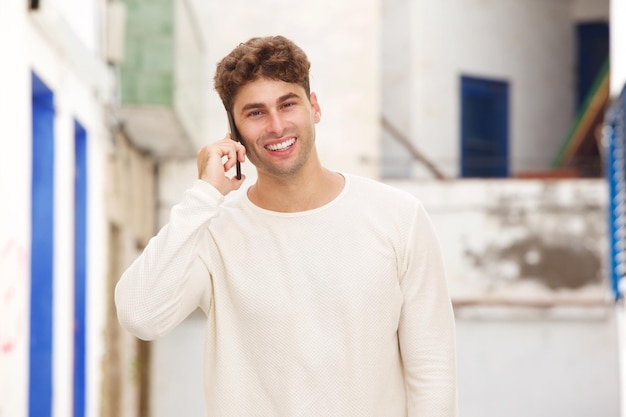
[606,85,626,300]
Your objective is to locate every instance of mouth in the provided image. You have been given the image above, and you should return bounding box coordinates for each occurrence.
[265,137,296,152]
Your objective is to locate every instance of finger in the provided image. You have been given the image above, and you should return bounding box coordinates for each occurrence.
[236,144,246,162]
[208,141,234,161]
[223,157,241,173]
[230,173,246,183]
[222,147,239,171]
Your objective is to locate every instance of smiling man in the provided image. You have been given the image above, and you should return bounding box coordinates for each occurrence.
[115,35,458,417]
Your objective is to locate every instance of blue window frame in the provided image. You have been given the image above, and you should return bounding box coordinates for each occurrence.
[74,120,87,417]
[30,72,55,417]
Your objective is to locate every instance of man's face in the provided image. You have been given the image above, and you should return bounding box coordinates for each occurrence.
[232,78,321,178]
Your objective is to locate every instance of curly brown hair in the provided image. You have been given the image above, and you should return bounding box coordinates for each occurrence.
[214,36,311,113]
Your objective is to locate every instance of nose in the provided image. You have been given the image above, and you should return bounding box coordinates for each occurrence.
[266,111,286,136]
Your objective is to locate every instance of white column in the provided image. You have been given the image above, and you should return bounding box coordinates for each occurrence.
[611,0,626,96]
[0,3,32,417]
[53,92,76,417]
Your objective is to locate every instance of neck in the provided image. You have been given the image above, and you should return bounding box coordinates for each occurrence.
[248,161,344,212]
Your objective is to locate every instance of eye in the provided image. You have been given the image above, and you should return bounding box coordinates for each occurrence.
[282,101,296,109]
[247,110,262,118]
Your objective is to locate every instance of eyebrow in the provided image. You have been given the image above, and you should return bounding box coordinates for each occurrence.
[240,92,302,114]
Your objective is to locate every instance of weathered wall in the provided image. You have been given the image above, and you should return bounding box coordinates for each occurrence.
[389,179,610,303]
[104,133,157,417]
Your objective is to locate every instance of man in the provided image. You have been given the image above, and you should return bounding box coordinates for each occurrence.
[115,35,457,416]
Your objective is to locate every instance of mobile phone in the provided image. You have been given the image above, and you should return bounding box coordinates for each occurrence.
[226,111,242,180]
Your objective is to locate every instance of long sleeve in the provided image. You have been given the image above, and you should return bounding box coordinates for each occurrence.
[398,202,458,416]
[115,180,224,340]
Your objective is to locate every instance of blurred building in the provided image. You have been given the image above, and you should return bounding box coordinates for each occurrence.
[146,1,624,417]
[382,0,611,179]
[2,0,626,417]
[382,1,624,416]
[0,1,157,416]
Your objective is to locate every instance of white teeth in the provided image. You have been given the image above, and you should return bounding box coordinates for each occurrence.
[266,138,296,151]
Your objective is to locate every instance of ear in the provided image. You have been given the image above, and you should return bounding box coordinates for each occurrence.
[310,92,321,123]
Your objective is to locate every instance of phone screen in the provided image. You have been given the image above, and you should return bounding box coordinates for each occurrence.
[227,111,242,180]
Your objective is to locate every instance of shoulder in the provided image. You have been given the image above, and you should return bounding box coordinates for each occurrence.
[341,173,428,228]
[344,173,422,208]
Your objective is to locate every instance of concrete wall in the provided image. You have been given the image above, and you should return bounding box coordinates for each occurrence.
[455,305,618,417]
[390,179,609,302]
[0,2,113,417]
[382,0,610,178]
[104,133,157,417]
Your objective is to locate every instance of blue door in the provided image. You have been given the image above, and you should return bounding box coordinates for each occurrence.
[30,72,55,417]
[461,76,509,178]
[74,120,87,417]
[576,22,609,111]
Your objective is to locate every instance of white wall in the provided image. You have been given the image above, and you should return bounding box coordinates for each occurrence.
[0,3,113,417]
[382,0,612,178]
[381,0,413,178]
[414,0,577,176]
[456,306,619,417]
[48,0,103,54]
[0,3,32,417]
[151,310,206,417]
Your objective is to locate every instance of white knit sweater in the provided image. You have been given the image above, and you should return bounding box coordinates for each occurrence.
[115,174,457,416]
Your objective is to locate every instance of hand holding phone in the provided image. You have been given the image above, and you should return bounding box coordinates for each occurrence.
[227,111,242,180]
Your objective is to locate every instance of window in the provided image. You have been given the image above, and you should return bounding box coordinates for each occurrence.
[460,76,509,178]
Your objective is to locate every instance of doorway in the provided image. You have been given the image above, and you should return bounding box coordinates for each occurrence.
[460,76,509,178]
